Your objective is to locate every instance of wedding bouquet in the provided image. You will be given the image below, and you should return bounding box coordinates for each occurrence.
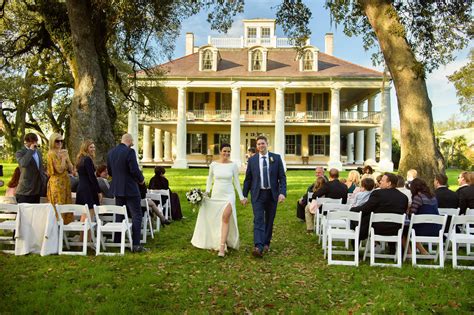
[185,188,207,212]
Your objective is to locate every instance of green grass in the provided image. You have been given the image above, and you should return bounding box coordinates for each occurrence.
[0,164,472,313]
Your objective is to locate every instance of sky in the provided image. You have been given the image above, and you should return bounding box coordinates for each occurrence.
[168,0,472,128]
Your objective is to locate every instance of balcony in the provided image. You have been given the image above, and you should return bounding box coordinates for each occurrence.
[146,110,380,124]
[208,36,309,48]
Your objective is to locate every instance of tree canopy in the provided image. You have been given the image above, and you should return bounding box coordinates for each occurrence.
[448,49,474,117]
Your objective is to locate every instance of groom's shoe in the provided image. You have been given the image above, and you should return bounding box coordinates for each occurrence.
[263,245,270,254]
[252,247,263,258]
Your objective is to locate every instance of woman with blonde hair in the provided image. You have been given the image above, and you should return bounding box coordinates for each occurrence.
[75,140,101,222]
[345,170,360,193]
[47,133,74,223]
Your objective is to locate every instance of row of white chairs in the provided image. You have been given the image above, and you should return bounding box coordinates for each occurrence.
[315,199,474,269]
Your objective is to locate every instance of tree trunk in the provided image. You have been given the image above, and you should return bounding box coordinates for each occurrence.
[360,0,445,186]
[65,0,114,164]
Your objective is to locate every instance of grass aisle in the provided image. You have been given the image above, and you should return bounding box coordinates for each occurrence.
[0,167,473,313]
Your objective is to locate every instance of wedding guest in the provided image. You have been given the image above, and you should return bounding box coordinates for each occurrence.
[396,175,412,202]
[76,139,101,222]
[296,166,329,220]
[406,178,441,255]
[457,171,474,215]
[363,165,374,175]
[47,133,74,223]
[351,177,375,207]
[312,168,348,204]
[247,147,256,158]
[345,170,360,193]
[69,166,79,193]
[5,167,20,197]
[315,166,329,182]
[96,164,114,198]
[434,174,458,209]
[138,182,170,225]
[406,169,417,189]
[148,166,183,220]
[303,176,325,233]
[15,132,47,203]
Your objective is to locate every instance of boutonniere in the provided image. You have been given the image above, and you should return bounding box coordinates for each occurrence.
[269,156,274,163]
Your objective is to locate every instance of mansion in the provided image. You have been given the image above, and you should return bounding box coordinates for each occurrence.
[129,19,394,171]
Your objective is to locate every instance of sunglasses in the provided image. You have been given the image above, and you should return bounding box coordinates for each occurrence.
[55,140,64,143]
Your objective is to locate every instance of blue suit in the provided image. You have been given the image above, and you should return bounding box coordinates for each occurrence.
[243,152,286,251]
[107,144,144,246]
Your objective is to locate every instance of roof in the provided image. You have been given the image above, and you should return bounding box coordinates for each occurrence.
[137,48,384,79]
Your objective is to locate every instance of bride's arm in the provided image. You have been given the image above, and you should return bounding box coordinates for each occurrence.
[205,163,214,194]
[233,163,245,200]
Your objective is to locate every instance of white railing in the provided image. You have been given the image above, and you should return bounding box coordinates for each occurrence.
[340,111,381,124]
[209,36,308,48]
[240,110,275,121]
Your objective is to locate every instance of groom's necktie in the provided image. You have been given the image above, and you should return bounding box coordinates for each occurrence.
[262,156,269,189]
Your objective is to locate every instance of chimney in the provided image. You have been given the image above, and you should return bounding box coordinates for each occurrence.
[185,33,194,56]
[325,33,334,56]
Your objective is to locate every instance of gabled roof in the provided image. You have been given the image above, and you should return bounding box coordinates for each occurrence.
[137,48,383,79]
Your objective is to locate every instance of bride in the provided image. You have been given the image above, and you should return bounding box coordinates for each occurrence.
[191,143,246,257]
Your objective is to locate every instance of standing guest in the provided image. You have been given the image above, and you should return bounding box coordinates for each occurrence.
[148,166,183,220]
[96,164,114,198]
[69,166,79,193]
[350,177,375,207]
[304,177,325,233]
[406,178,441,255]
[396,175,412,202]
[457,171,474,215]
[5,167,20,197]
[107,133,146,253]
[15,133,47,203]
[345,170,360,193]
[312,168,348,204]
[76,140,101,222]
[47,133,74,223]
[434,174,458,209]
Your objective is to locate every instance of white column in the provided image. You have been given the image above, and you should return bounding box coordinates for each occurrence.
[172,133,177,160]
[230,87,241,167]
[379,86,393,171]
[127,90,139,159]
[365,95,377,164]
[328,86,342,170]
[154,128,162,162]
[346,132,354,164]
[172,86,188,168]
[355,101,365,164]
[274,87,286,161]
[142,125,152,162]
[164,131,172,162]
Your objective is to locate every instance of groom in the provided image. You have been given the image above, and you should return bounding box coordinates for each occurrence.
[243,135,286,257]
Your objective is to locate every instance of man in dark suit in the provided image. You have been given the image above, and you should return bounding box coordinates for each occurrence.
[243,135,286,258]
[351,172,408,241]
[434,174,458,209]
[107,133,146,253]
[457,171,474,215]
[313,168,348,204]
[15,133,46,203]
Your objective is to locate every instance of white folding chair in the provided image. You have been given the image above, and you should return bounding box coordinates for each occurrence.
[314,197,342,237]
[140,199,155,244]
[403,214,447,268]
[101,197,116,205]
[307,192,313,204]
[321,204,352,254]
[444,215,474,270]
[56,204,96,256]
[0,203,19,253]
[431,208,460,253]
[0,196,17,204]
[466,209,474,255]
[363,212,406,268]
[148,189,171,220]
[327,211,362,266]
[40,197,49,203]
[94,205,133,256]
[147,191,170,227]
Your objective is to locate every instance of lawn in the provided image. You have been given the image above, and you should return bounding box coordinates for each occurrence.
[0,164,472,313]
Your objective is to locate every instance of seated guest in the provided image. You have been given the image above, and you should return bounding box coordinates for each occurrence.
[351,172,408,241]
[373,172,383,189]
[149,166,183,220]
[406,178,441,255]
[303,177,326,232]
[351,177,375,207]
[313,168,348,204]
[315,166,329,182]
[363,165,374,175]
[457,171,474,215]
[345,170,360,193]
[96,164,114,198]
[396,175,412,202]
[296,167,328,220]
[405,169,417,189]
[434,174,458,209]
[138,182,171,225]
[5,167,20,197]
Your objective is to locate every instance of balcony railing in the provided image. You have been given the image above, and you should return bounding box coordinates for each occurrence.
[148,110,380,124]
[208,36,309,48]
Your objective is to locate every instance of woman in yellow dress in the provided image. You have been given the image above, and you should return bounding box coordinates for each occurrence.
[47,133,74,223]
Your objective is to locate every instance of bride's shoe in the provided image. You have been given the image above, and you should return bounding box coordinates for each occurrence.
[218,243,226,257]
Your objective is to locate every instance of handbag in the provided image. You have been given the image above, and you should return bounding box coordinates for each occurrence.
[309,199,319,215]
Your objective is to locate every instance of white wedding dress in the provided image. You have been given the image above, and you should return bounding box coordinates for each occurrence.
[191,161,244,250]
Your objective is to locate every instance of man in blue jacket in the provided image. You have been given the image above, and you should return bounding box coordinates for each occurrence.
[107,133,146,253]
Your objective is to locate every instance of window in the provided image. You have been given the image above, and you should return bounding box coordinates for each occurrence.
[194,93,207,110]
[284,93,296,112]
[252,50,263,71]
[187,133,208,154]
[306,93,329,112]
[213,133,231,154]
[308,135,330,156]
[261,27,270,38]
[247,27,257,38]
[285,134,302,155]
[202,50,213,70]
[303,50,313,71]
[215,92,231,111]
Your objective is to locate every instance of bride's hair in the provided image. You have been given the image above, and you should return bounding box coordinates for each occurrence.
[220,143,231,151]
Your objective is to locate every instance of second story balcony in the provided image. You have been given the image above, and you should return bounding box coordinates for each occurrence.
[142,110,381,125]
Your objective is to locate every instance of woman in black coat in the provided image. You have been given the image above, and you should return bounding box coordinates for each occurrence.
[149,166,183,220]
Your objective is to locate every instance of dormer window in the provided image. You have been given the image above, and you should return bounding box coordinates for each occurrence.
[198,45,220,71]
[248,46,268,72]
[299,46,319,72]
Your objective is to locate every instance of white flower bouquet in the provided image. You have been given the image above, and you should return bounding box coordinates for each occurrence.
[185,188,207,212]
